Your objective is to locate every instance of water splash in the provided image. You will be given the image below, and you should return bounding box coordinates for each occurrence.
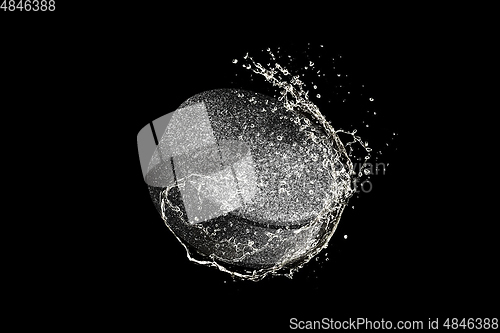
[241,49,372,181]
[155,47,374,281]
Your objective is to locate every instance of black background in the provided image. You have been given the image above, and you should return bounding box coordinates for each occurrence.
[119,37,495,329]
[105,29,495,329]
[2,6,495,331]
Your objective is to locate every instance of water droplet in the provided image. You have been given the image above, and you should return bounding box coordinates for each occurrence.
[313,85,317,89]
[232,59,238,64]
[369,97,374,101]
[277,135,283,141]
[344,235,348,239]
[316,94,321,98]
